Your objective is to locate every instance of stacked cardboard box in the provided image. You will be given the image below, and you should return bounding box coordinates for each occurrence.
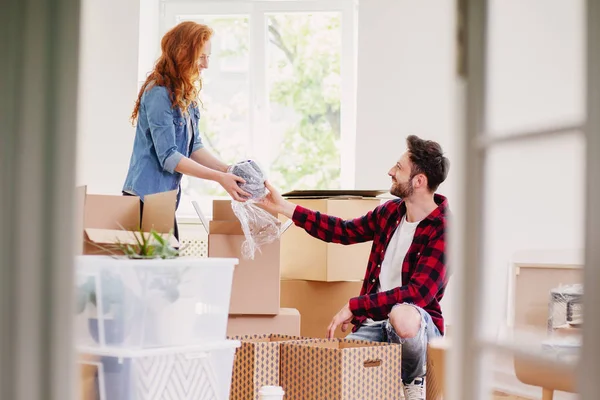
[279,190,384,339]
[203,199,301,337]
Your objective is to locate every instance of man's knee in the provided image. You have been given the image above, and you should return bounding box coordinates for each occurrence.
[388,304,422,339]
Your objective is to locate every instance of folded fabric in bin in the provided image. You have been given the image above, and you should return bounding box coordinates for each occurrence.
[228,160,283,260]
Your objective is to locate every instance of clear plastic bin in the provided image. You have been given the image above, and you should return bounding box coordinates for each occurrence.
[78,340,240,400]
[74,256,238,348]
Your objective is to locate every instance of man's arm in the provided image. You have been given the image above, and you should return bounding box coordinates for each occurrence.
[262,181,381,245]
[292,205,380,245]
[349,228,447,320]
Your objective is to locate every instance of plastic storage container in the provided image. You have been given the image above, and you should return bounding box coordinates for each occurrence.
[78,340,240,400]
[74,255,238,348]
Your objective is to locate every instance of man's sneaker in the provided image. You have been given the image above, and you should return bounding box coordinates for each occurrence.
[403,377,425,400]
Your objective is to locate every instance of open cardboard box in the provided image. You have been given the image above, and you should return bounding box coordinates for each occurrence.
[193,200,292,315]
[280,189,385,282]
[228,333,305,400]
[279,338,402,400]
[76,186,178,255]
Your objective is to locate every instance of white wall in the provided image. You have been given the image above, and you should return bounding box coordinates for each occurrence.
[138,0,161,84]
[354,0,457,196]
[76,0,141,194]
[483,0,585,335]
[354,0,458,322]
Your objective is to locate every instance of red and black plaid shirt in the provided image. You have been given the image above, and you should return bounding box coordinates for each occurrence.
[291,194,449,335]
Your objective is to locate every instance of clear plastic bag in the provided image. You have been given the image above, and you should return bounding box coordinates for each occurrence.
[228,160,283,259]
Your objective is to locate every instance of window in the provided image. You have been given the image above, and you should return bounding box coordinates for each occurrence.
[161,1,357,218]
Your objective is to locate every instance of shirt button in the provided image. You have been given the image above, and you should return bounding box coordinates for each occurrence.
[371,278,376,283]
[377,264,381,268]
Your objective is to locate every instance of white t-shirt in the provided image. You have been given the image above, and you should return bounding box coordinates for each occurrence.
[364,215,420,325]
[378,215,421,292]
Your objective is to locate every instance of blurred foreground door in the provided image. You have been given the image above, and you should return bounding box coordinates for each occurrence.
[1,0,81,399]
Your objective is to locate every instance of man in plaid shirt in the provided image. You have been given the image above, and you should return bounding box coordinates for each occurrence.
[261,135,450,400]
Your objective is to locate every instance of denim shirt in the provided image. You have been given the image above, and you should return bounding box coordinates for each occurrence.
[122,85,204,204]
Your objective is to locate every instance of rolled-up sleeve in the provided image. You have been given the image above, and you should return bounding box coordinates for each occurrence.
[145,86,183,173]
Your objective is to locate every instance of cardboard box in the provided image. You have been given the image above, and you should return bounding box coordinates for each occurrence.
[228,334,304,400]
[197,200,291,315]
[76,186,178,255]
[279,338,402,400]
[227,308,301,337]
[281,280,363,339]
[78,354,101,400]
[514,264,582,330]
[281,190,384,282]
[426,337,448,400]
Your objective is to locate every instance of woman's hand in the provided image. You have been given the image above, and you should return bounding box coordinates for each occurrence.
[217,172,251,202]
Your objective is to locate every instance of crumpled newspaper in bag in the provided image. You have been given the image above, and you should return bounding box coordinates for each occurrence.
[228,160,283,259]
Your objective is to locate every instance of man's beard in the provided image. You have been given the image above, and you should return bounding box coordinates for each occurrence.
[390,180,414,198]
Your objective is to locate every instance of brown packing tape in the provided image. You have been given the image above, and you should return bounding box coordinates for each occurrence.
[280,338,402,400]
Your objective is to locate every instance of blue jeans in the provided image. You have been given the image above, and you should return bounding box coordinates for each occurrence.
[346,304,442,383]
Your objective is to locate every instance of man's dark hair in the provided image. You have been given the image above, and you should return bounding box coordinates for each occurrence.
[406,135,450,192]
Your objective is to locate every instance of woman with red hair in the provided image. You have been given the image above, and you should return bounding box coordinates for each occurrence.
[123,21,248,239]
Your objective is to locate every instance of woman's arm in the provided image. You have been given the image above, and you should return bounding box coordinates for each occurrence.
[144,87,249,201]
[190,148,229,173]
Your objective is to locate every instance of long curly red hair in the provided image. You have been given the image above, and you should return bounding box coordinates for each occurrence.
[131,21,213,123]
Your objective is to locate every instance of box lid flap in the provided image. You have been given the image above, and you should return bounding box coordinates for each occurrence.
[192,200,209,234]
[84,228,178,247]
[209,220,244,235]
[84,194,140,230]
[141,190,177,233]
[282,189,388,199]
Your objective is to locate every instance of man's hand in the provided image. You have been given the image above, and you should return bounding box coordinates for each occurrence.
[327,303,354,339]
[260,181,296,218]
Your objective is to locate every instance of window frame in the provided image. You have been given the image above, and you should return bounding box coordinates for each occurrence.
[161,0,358,218]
